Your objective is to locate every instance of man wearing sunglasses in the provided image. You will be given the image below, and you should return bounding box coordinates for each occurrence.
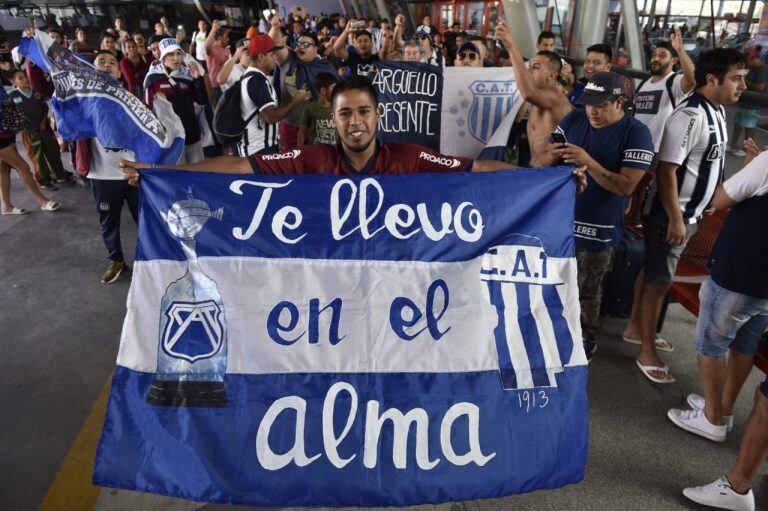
[454,40,484,68]
[269,16,337,151]
[415,27,444,67]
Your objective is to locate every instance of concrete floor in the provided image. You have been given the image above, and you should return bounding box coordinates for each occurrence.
[1,132,766,511]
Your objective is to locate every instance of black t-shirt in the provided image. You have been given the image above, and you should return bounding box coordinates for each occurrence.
[344,51,380,77]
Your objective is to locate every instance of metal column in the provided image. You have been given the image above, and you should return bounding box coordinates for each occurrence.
[500,0,540,59]
[621,0,646,71]
[741,0,757,34]
[374,0,391,22]
[569,0,611,59]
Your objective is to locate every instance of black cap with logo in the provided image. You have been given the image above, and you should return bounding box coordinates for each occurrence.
[576,71,626,106]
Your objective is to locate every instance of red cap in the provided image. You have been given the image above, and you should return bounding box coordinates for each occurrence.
[248,34,281,56]
[746,47,760,59]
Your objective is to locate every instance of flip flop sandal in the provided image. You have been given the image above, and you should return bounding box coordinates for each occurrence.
[636,359,676,384]
[40,201,61,212]
[623,335,675,352]
[1,206,28,215]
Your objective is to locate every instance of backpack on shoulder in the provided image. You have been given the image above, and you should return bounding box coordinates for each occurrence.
[212,72,259,146]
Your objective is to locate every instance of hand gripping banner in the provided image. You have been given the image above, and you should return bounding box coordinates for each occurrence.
[94,168,587,507]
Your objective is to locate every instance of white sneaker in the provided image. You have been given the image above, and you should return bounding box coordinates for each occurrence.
[687,393,734,432]
[683,476,754,511]
[732,149,746,157]
[668,407,727,442]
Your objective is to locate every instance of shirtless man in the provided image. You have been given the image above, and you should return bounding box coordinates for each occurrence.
[495,21,572,167]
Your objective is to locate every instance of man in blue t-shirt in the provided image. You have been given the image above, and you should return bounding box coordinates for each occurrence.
[554,72,654,359]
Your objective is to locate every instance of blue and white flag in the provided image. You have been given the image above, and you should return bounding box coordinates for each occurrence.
[94,169,587,507]
[18,31,184,165]
[373,63,522,160]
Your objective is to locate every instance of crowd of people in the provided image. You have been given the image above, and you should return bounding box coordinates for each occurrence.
[0,8,767,511]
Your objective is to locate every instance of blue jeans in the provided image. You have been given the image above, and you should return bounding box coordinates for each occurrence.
[694,277,768,358]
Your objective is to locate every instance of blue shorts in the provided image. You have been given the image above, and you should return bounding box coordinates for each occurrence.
[694,277,768,358]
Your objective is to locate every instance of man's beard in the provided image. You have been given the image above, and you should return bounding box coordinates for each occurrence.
[344,135,374,153]
[650,63,665,76]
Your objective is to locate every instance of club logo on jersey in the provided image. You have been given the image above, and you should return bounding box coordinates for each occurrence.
[707,142,724,161]
[162,300,224,363]
[262,149,301,160]
[468,80,516,143]
[419,151,461,168]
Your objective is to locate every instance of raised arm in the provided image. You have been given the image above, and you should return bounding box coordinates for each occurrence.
[494,21,563,109]
[205,20,220,54]
[217,46,244,86]
[269,15,290,65]
[333,21,353,60]
[670,27,695,93]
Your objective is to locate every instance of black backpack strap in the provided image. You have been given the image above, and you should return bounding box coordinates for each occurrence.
[636,76,649,95]
[665,73,677,109]
[239,71,265,125]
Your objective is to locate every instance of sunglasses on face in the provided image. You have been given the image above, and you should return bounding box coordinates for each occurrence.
[296,41,316,49]
[457,52,478,61]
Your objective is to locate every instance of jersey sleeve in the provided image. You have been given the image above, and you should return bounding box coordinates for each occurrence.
[658,108,703,165]
[246,74,277,112]
[621,122,655,170]
[724,150,768,202]
[412,145,472,173]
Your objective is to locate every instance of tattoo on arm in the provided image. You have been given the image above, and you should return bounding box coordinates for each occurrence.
[601,171,617,183]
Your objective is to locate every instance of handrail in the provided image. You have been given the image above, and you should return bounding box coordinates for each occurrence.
[563,55,768,108]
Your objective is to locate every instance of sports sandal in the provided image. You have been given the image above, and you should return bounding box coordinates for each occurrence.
[622,335,675,352]
[1,206,28,215]
[40,201,61,212]
[636,359,676,384]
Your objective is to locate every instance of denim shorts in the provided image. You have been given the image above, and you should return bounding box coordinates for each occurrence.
[643,214,698,285]
[694,277,768,358]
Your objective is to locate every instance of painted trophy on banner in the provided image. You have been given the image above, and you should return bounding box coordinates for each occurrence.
[146,190,228,407]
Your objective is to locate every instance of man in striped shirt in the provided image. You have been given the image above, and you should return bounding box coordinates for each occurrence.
[623,49,747,384]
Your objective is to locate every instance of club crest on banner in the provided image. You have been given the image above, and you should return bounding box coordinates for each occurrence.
[162,300,224,362]
[466,80,517,143]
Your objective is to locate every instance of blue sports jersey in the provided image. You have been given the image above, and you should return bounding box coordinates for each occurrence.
[556,109,654,250]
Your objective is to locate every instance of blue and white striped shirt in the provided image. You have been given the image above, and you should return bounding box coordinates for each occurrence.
[644,92,727,223]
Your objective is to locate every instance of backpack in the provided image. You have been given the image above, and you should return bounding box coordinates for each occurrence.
[212,71,260,146]
[635,73,678,111]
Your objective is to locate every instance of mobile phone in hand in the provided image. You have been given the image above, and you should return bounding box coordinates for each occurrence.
[551,132,567,145]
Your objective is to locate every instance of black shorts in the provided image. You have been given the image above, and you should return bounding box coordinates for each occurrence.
[0,135,15,149]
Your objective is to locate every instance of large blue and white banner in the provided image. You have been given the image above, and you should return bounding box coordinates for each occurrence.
[372,63,522,160]
[18,32,183,164]
[94,169,587,507]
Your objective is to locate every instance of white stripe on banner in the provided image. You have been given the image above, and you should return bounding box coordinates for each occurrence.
[118,255,583,384]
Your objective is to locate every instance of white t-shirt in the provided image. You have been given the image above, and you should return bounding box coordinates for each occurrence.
[88,139,133,180]
[193,31,207,61]
[725,150,768,202]
[634,72,689,152]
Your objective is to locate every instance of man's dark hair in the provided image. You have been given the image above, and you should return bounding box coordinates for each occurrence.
[299,31,318,46]
[101,32,116,41]
[537,31,556,44]
[354,29,372,40]
[315,71,340,91]
[381,18,389,24]
[330,75,378,108]
[94,49,117,60]
[47,27,63,38]
[536,50,563,73]
[586,43,612,61]
[694,48,746,87]
[9,68,24,80]
[148,34,164,46]
[457,31,469,39]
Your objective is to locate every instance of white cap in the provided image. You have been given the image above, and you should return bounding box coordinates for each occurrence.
[159,38,182,60]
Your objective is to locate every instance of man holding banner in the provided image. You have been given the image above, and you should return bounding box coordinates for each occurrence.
[124,76,585,188]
